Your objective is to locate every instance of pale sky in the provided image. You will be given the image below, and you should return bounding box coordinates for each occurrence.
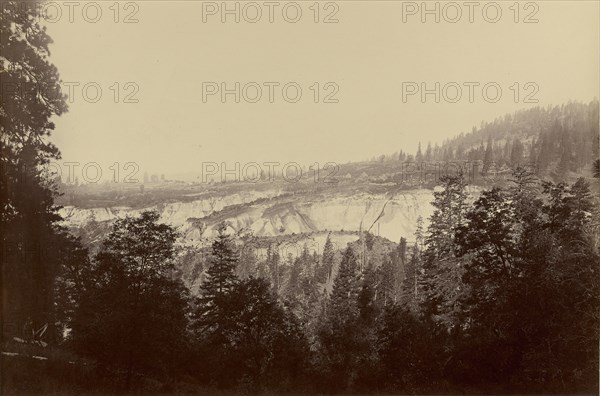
[44,1,600,179]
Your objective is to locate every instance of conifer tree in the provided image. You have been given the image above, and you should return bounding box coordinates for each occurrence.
[416,142,423,163]
[318,246,363,390]
[425,142,433,162]
[401,244,422,311]
[202,223,238,299]
[358,260,379,321]
[196,223,239,334]
[379,256,396,306]
[510,139,524,166]
[329,246,361,325]
[321,233,336,281]
[1,1,70,336]
[483,135,494,174]
[237,241,258,279]
[71,212,189,387]
[266,244,282,294]
[421,174,468,324]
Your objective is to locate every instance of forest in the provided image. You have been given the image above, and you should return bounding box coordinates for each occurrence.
[2,2,599,394]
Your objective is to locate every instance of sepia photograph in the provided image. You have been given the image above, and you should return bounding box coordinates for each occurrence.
[1,0,599,394]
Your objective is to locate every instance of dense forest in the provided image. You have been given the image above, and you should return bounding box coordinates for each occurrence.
[379,100,599,182]
[2,2,599,395]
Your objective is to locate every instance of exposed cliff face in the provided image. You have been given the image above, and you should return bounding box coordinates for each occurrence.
[58,187,447,249]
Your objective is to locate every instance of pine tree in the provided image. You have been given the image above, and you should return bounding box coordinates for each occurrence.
[71,212,189,387]
[379,256,396,306]
[453,176,599,387]
[510,139,524,167]
[1,2,71,337]
[318,246,364,390]
[536,134,552,174]
[202,223,238,298]
[415,215,425,248]
[509,166,539,220]
[399,237,407,264]
[555,142,573,181]
[321,233,336,282]
[266,244,282,294]
[210,277,308,388]
[401,244,422,311]
[196,223,239,334]
[237,240,258,279]
[358,260,379,323]
[286,254,302,298]
[425,142,433,162]
[424,175,468,260]
[401,218,427,310]
[483,135,494,174]
[421,174,468,324]
[329,246,361,325]
[416,142,423,163]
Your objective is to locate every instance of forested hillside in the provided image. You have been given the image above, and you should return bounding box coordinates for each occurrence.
[1,3,599,394]
[378,101,599,181]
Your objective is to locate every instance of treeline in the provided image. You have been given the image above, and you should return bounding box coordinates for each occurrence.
[381,101,599,180]
[43,169,598,394]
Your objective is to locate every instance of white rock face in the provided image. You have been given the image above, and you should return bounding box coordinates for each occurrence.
[59,188,441,245]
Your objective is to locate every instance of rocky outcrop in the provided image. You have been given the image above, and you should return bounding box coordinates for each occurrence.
[59,187,443,246]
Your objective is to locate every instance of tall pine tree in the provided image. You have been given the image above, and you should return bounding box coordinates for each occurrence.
[196,223,239,334]
[421,174,468,324]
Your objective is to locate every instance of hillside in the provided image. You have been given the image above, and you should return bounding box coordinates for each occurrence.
[57,101,598,254]
[376,100,599,180]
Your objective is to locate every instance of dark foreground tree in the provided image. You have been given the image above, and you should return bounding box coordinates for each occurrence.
[316,246,364,391]
[217,277,308,390]
[193,222,238,341]
[1,0,70,339]
[454,175,600,391]
[376,304,446,393]
[69,212,190,388]
[193,227,308,390]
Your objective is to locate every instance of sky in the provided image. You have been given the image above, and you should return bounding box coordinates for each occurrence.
[42,0,600,180]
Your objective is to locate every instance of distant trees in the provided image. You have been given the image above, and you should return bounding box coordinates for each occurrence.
[482,135,494,173]
[347,103,598,181]
[381,102,599,182]
[415,142,423,163]
[510,139,524,166]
